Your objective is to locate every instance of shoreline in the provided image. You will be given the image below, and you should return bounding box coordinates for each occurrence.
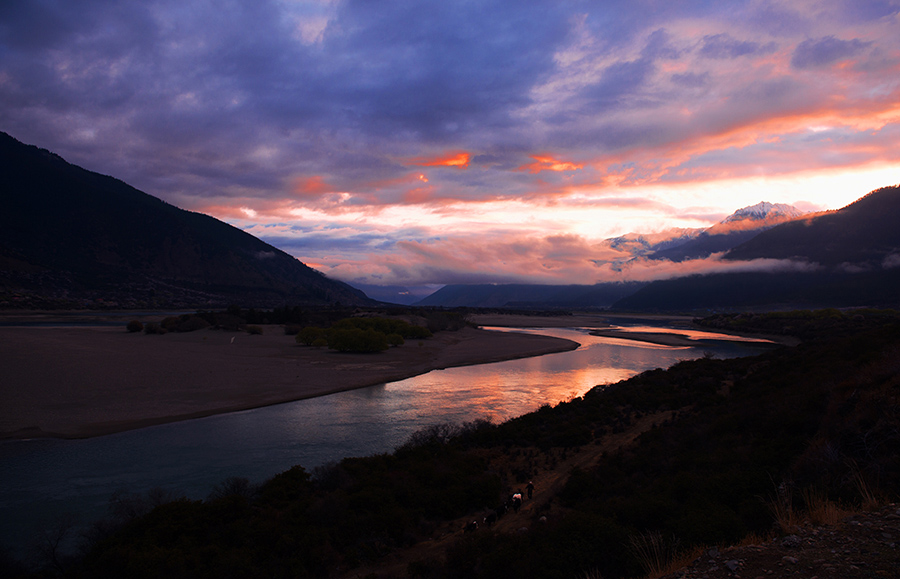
[0,311,791,441]
[0,323,578,441]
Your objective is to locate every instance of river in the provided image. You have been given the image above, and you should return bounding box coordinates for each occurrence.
[0,323,774,560]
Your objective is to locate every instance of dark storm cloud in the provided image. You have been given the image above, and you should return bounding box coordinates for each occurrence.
[315,0,570,139]
[0,0,577,202]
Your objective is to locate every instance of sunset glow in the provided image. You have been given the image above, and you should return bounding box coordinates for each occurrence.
[2,0,899,294]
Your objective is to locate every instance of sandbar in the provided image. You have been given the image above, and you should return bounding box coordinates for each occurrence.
[0,324,578,440]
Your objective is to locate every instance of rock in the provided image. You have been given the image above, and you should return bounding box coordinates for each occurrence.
[780,535,802,549]
[781,556,798,564]
[725,560,740,572]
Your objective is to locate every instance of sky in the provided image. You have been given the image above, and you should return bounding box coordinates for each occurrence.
[2,0,899,299]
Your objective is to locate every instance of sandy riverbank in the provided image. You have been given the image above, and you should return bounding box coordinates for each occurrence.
[0,323,578,440]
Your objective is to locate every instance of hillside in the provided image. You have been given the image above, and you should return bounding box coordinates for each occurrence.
[614,186,900,312]
[9,309,896,578]
[725,186,900,266]
[0,132,373,309]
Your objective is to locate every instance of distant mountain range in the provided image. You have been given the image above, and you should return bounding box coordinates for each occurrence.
[416,200,817,309]
[649,202,805,263]
[419,188,900,311]
[0,132,374,309]
[415,282,647,309]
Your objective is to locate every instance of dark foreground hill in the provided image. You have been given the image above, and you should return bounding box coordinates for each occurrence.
[8,309,897,578]
[0,132,373,309]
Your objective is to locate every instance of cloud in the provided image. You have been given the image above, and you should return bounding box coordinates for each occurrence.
[699,33,776,59]
[2,0,899,288]
[408,151,471,169]
[883,252,900,269]
[518,155,584,174]
[791,36,872,69]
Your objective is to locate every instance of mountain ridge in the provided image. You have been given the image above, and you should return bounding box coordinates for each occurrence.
[415,201,807,308]
[0,131,374,309]
[614,184,900,312]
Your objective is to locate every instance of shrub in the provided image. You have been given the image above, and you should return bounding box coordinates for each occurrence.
[296,326,326,346]
[245,325,263,335]
[176,315,211,332]
[143,322,166,335]
[126,320,143,333]
[328,328,389,352]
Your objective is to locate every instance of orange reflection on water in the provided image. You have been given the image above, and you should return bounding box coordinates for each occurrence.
[382,325,723,425]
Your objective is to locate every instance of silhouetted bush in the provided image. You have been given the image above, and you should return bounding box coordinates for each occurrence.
[328,328,389,352]
[126,320,143,333]
[142,322,166,335]
[208,477,257,501]
[296,326,326,346]
[245,325,263,335]
[176,315,211,332]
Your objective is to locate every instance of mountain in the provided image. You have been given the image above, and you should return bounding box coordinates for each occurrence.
[348,283,442,306]
[0,131,374,309]
[648,201,804,262]
[415,203,804,309]
[414,282,647,308]
[724,187,900,267]
[614,185,900,312]
[598,228,704,263]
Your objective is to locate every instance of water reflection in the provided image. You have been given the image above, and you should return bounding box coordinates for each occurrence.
[0,324,772,556]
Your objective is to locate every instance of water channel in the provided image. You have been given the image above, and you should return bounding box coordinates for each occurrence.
[0,323,775,558]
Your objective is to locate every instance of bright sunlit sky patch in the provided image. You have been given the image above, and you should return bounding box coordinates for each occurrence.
[2,0,899,290]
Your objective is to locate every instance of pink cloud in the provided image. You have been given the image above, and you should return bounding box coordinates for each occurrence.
[293,175,335,197]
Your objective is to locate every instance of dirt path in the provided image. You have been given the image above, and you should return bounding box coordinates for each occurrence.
[340,411,674,578]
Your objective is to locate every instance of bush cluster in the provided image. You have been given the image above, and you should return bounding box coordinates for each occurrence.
[295,316,432,352]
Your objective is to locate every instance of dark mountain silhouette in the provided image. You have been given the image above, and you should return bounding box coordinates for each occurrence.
[724,186,900,267]
[0,131,374,308]
[614,185,900,312]
[414,282,647,308]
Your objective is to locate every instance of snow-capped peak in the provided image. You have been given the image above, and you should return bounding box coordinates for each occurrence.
[724,202,804,223]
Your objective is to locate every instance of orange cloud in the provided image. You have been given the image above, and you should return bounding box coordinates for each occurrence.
[409,151,471,168]
[402,185,437,205]
[519,155,584,174]
[293,175,335,197]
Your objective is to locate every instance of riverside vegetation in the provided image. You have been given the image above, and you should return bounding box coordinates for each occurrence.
[125,306,466,351]
[4,309,899,578]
